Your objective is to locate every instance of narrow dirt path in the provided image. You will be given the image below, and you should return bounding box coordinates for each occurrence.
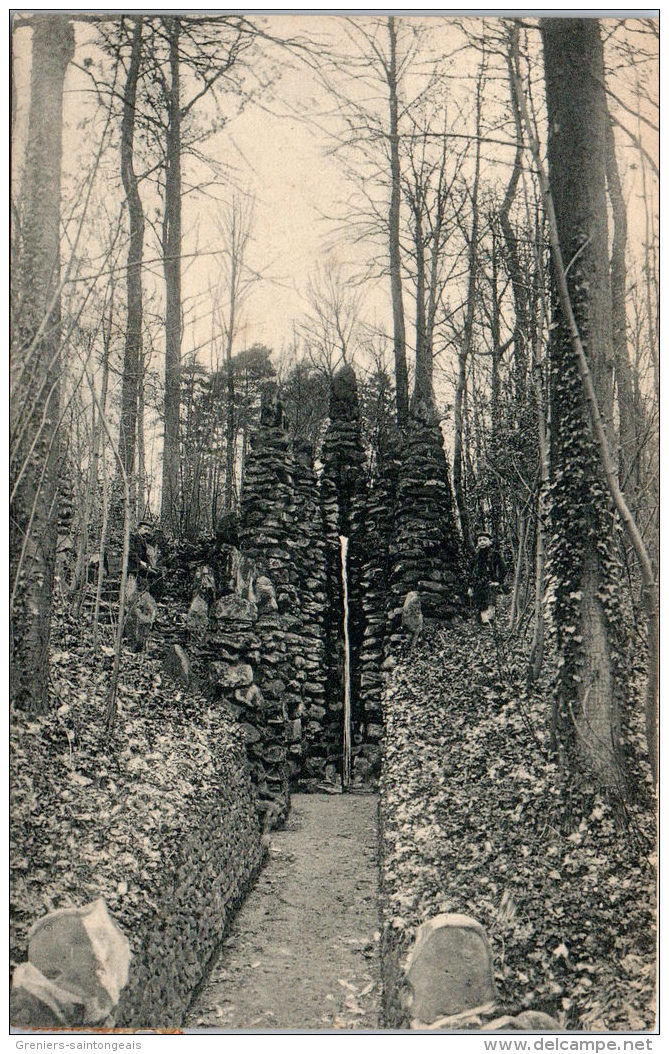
[186,793,381,1031]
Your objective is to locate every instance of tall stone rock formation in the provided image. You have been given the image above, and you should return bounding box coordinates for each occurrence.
[359,431,402,758]
[388,407,464,633]
[185,559,290,828]
[320,365,368,778]
[239,387,302,742]
[239,386,330,788]
[291,442,329,783]
[239,387,298,617]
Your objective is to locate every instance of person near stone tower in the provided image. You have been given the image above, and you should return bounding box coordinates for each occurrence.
[470,531,506,625]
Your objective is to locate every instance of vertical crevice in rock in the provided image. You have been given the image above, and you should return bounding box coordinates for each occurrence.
[388,407,464,641]
[320,366,368,782]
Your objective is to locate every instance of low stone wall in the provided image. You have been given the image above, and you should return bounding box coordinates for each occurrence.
[10,623,265,1031]
[116,750,264,1028]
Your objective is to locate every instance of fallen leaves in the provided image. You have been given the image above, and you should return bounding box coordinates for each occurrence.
[10,604,250,976]
[379,615,656,1031]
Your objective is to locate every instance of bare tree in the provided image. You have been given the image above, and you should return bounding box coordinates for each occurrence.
[452,48,486,555]
[313,16,438,423]
[300,259,362,380]
[159,16,183,531]
[402,108,465,410]
[386,16,410,423]
[117,16,146,504]
[10,15,75,711]
[215,194,260,514]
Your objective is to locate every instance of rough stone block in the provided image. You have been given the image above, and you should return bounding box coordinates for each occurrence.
[285,718,302,742]
[403,913,497,1026]
[125,591,157,651]
[213,595,257,622]
[402,591,423,634]
[236,684,265,710]
[11,962,85,1027]
[25,899,131,1024]
[255,575,278,614]
[485,1010,560,1031]
[162,643,190,685]
[187,594,209,634]
[263,678,286,698]
[352,755,373,778]
[215,663,254,689]
[240,722,262,744]
[193,565,216,602]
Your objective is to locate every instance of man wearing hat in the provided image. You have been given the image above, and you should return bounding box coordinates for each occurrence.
[470,531,506,624]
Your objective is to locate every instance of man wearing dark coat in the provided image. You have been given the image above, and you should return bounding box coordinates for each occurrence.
[471,531,506,624]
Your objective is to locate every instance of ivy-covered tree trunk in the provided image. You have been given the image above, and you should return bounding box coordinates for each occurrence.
[10,15,74,711]
[542,18,627,786]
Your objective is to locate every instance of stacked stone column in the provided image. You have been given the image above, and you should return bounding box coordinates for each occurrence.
[388,407,464,638]
[359,432,402,765]
[245,581,291,825]
[320,366,368,781]
[239,387,332,789]
[291,442,329,783]
[185,563,289,828]
[239,389,301,748]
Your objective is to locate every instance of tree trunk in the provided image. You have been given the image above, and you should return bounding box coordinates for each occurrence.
[224,363,236,514]
[118,17,145,505]
[136,351,146,519]
[160,16,182,533]
[605,108,636,501]
[501,24,529,405]
[528,286,550,685]
[424,120,448,365]
[71,386,97,607]
[224,244,238,514]
[104,472,132,734]
[637,108,658,404]
[453,63,482,556]
[489,226,503,547]
[386,16,409,425]
[10,15,74,712]
[541,19,625,786]
[508,507,527,633]
[452,348,471,552]
[412,208,433,408]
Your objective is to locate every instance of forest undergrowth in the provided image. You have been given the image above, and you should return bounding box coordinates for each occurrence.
[380,608,656,1031]
[10,594,657,1032]
[9,596,253,976]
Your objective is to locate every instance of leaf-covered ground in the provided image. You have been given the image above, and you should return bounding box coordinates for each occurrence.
[380,615,656,1031]
[10,603,252,974]
[187,794,380,1030]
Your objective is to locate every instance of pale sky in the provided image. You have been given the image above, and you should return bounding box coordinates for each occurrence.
[11,12,659,491]
[12,14,657,353]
